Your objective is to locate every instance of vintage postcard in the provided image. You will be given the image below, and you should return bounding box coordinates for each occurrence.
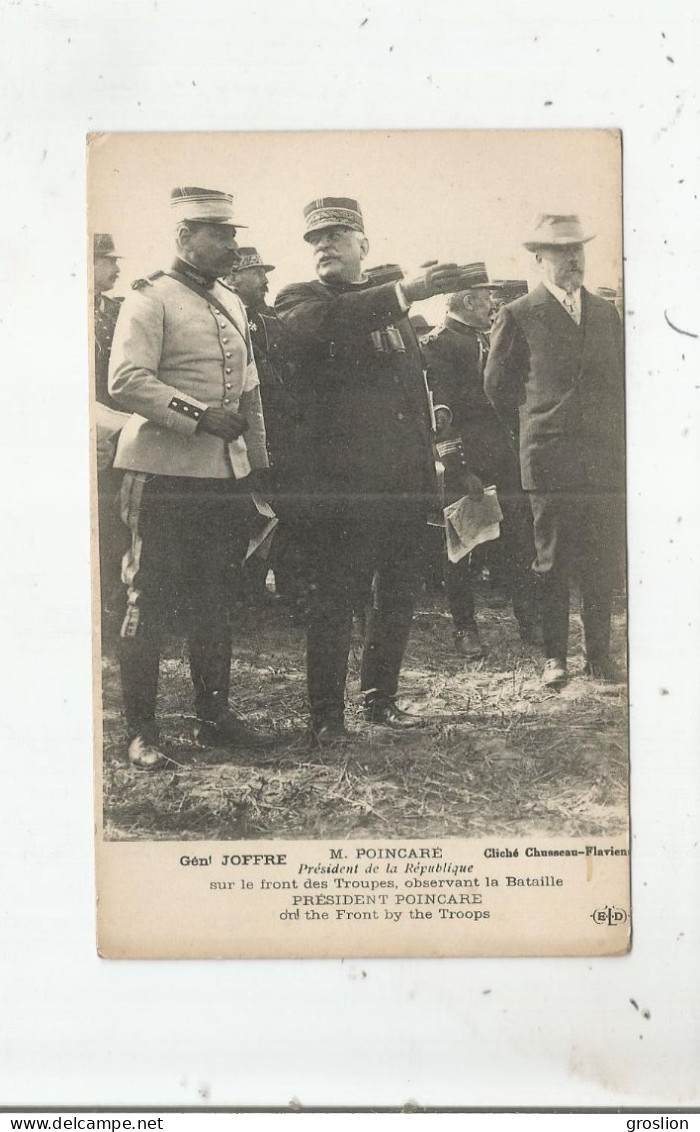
[91,130,629,959]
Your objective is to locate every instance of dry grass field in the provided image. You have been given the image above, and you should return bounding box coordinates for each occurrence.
[100,581,628,843]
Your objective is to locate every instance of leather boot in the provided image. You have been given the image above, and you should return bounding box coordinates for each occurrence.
[454,624,485,660]
[193,706,275,749]
[362,695,424,729]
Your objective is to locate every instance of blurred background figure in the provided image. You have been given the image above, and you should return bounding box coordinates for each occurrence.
[486,213,626,690]
[93,233,129,637]
[224,247,301,608]
[490,279,529,314]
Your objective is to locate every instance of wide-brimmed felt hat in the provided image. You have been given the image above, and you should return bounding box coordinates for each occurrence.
[170,186,246,227]
[231,247,275,272]
[303,196,364,242]
[522,213,595,251]
[94,233,122,258]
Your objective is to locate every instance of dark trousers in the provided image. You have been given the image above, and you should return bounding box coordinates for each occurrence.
[528,489,625,663]
[444,488,536,630]
[118,474,252,737]
[304,510,427,723]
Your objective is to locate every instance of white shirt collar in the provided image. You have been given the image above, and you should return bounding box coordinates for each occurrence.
[542,276,581,310]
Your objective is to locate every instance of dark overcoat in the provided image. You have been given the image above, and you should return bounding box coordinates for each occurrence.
[274,278,436,511]
[484,283,625,492]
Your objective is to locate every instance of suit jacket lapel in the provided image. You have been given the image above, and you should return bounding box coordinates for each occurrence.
[577,287,604,377]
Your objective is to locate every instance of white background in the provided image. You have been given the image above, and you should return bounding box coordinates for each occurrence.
[0,0,699,1111]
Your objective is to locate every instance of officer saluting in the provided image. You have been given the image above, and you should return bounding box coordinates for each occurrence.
[108,186,273,769]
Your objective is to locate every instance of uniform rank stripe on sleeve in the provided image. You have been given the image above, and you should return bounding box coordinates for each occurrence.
[168,397,202,420]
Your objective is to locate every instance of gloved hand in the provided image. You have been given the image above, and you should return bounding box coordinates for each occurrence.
[197,407,250,441]
[461,471,485,502]
[245,466,274,504]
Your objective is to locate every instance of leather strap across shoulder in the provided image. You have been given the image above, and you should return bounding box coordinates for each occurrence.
[164,270,252,365]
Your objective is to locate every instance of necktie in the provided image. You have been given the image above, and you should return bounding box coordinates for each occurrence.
[563,292,580,326]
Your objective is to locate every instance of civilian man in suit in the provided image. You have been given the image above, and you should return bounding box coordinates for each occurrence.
[108,186,273,768]
[484,214,625,688]
[275,197,472,741]
[422,264,538,660]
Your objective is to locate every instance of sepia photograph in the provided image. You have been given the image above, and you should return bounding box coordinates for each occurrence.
[5,0,698,1103]
[91,130,627,858]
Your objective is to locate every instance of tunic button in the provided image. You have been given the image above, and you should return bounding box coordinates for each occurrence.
[397,412,405,421]
[393,375,400,384]
[222,337,229,344]
[225,367,232,374]
[226,352,232,357]
[219,322,227,328]
[223,398,230,404]
[226,383,232,389]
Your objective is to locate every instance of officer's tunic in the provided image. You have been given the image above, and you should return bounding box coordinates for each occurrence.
[421,316,536,631]
[485,283,625,663]
[275,276,436,723]
[108,258,268,736]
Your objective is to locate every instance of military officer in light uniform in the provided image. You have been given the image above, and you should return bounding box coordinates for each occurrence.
[109,186,273,769]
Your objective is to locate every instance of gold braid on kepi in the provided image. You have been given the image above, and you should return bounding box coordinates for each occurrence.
[303,196,364,241]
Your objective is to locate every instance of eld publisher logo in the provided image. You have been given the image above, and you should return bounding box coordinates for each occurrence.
[591,905,628,926]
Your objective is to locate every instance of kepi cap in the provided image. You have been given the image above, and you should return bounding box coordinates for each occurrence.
[170,186,246,227]
[230,247,275,273]
[596,286,617,303]
[303,196,364,242]
[458,261,492,289]
[523,213,595,251]
[491,278,529,302]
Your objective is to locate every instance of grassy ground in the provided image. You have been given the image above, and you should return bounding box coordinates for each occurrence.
[101,583,628,842]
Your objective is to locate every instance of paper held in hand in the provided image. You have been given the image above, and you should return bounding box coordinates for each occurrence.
[444,486,503,563]
[245,495,278,561]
